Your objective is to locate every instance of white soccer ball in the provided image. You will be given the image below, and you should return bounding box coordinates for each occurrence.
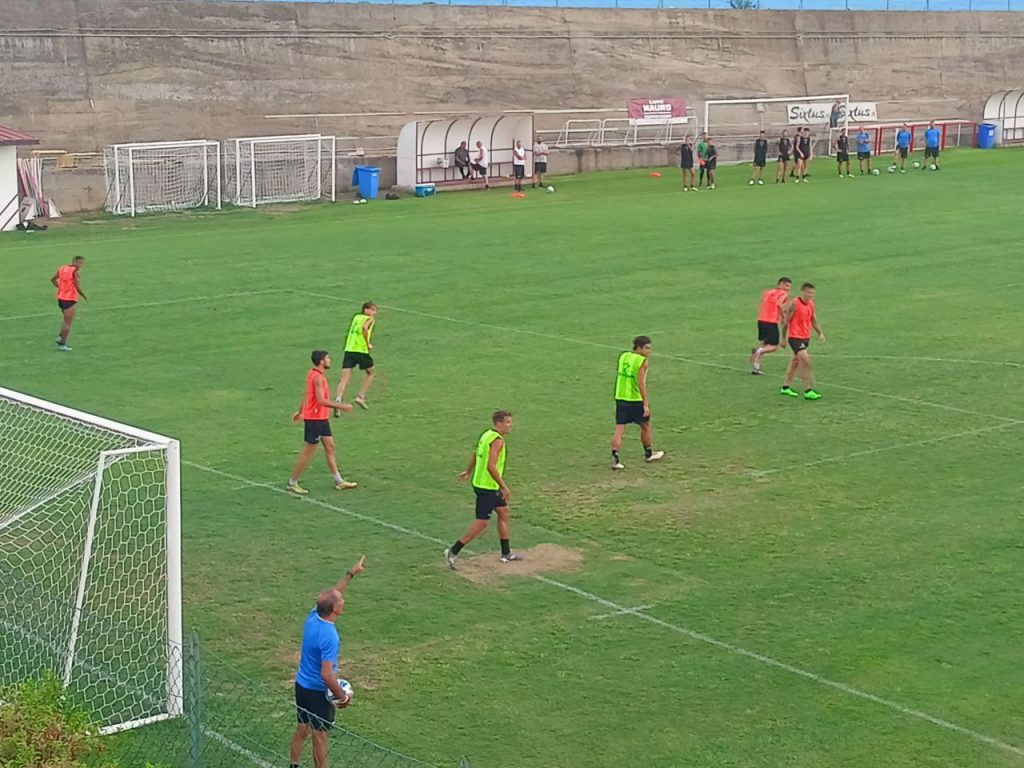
[912,161,921,169]
[326,678,354,705]
[359,199,368,205]
[546,186,555,193]
[352,200,360,205]
[929,164,937,171]
[872,168,880,176]
[887,165,896,173]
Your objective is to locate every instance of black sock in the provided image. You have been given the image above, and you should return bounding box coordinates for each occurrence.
[611,450,620,462]
[500,539,511,557]
[450,540,464,556]
[290,763,300,768]
[644,445,653,458]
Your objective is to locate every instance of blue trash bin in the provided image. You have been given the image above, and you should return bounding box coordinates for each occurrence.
[977,123,998,149]
[351,166,381,199]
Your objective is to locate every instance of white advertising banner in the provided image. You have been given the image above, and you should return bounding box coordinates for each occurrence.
[787,101,878,125]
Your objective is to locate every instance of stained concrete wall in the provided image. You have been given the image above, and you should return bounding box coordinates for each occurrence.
[3,0,1020,210]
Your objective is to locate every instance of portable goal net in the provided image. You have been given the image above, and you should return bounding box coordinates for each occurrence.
[0,387,182,734]
[703,94,850,165]
[104,140,221,217]
[223,134,336,207]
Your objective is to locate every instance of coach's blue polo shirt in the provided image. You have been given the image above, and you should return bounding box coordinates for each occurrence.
[897,130,912,148]
[925,128,941,148]
[295,608,339,691]
[856,132,871,153]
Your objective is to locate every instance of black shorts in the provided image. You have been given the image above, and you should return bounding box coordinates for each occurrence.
[58,299,77,311]
[836,151,850,163]
[513,165,525,179]
[473,487,506,520]
[342,351,374,370]
[857,151,871,160]
[753,158,767,168]
[778,154,790,163]
[705,161,717,171]
[295,683,335,731]
[897,147,908,159]
[757,321,780,346]
[615,399,649,426]
[471,163,487,175]
[681,160,694,170]
[788,338,810,354]
[924,147,939,158]
[534,161,547,173]
[304,419,332,445]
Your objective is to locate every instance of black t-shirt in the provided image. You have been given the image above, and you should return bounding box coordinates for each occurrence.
[705,144,718,164]
[680,144,693,166]
[837,135,849,153]
[779,138,791,156]
[754,139,768,161]
[799,136,811,154]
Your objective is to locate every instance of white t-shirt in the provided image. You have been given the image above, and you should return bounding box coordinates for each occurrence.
[534,142,548,162]
[475,146,489,168]
[513,145,526,166]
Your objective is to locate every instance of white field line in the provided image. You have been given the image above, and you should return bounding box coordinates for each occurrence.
[292,289,1020,425]
[0,289,289,322]
[718,352,1023,369]
[202,727,278,768]
[185,460,1024,760]
[749,421,1024,477]
[592,604,653,621]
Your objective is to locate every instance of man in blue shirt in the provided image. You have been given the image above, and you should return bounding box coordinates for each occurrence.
[894,124,913,173]
[923,121,942,170]
[289,555,365,768]
[855,128,873,175]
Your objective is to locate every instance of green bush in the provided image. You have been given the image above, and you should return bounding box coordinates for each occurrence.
[0,674,115,768]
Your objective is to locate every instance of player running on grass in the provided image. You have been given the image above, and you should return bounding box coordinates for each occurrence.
[289,350,358,495]
[51,256,86,351]
[750,277,792,375]
[611,336,665,470]
[779,283,826,400]
[334,302,377,412]
[445,410,521,569]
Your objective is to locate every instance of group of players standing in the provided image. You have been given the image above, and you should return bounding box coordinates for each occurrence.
[678,121,944,189]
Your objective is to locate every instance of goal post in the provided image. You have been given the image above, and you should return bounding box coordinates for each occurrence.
[223,134,337,207]
[0,387,182,734]
[703,94,850,165]
[104,139,221,217]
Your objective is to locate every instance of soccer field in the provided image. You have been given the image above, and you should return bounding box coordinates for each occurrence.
[2,150,1023,768]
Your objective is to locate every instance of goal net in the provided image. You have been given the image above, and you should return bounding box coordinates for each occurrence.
[703,94,849,165]
[223,134,337,207]
[0,387,182,734]
[826,119,978,157]
[104,140,221,217]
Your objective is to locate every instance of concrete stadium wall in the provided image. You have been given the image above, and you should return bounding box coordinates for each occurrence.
[2,0,1021,210]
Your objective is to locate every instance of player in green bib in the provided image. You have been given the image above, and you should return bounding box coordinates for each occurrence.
[611,335,665,470]
[445,411,521,569]
[334,302,377,414]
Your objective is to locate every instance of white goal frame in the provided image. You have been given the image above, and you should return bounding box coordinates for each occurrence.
[0,387,182,735]
[224,134,337,207]
[703,94,850,165]
[104,139,221,217]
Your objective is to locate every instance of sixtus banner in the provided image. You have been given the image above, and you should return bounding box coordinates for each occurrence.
[627,98,689,125]
[787,101,878,125]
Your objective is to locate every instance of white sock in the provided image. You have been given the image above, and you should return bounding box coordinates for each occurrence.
[333,472,343,484]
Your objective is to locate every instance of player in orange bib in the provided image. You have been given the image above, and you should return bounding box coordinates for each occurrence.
[288,350,357,496]
[750,277,792,375]
[50,256,86,352]
[779,283,826,400]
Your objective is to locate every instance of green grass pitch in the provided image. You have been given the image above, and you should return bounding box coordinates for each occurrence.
[2,150,1023,767]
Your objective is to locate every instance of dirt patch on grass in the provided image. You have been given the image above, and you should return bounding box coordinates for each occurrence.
[454,543,583,587]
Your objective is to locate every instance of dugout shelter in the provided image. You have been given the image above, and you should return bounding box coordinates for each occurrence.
[0,125,40,232]
[396,114,535,188]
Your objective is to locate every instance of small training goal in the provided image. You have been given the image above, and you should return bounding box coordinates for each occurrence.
[104,140,221,217]
[223,134,336,207]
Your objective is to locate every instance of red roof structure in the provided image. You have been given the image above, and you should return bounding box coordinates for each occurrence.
[0,126,40,146]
